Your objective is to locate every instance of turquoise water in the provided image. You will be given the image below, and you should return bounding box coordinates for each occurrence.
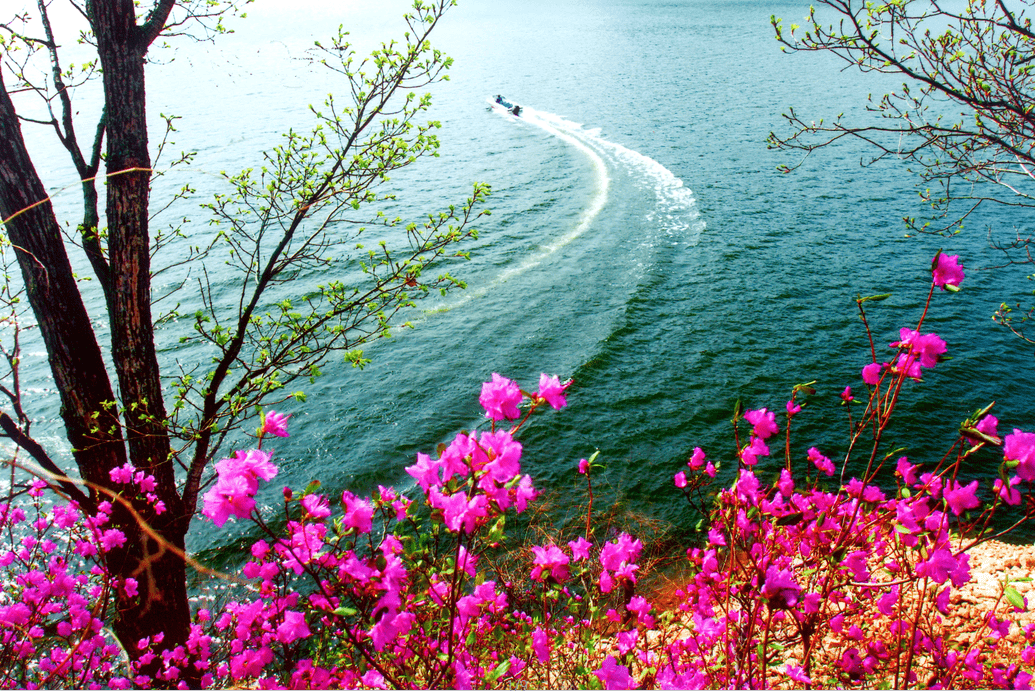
[17,0,1035,544]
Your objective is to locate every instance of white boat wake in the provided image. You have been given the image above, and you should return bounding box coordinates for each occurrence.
[422,99,703,315]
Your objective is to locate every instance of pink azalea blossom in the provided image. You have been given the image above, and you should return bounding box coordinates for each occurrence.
[578,458,589,474]
[476,429,523,482]
[916,547,958,584]
[568,536,592,561]
[627,596,654,627]
[536,373,570,410]
[808,447,835,477]
[530,544,570,582]
[101,528,126,552]
[786,399,801,417]
[405,452,442,493]
[966,414,1000,447]
[744,407,779,439]
[532,628,550,664]
[342,491,373,534]
[891,329,946,369]
[994,475,1022,505]
[840,385,854,403]
[896,456,919,486]
[595,656,636,690]
[478,373,523,421]
[301,494,332,519]
[782,664,812,685]
[688,447,706,469]
[202,474,256,527]
[260,410,291,438]
[276,610,310,644]
[109,463,134,484]
[944,479,981,516]
[861,361,884,385]
[673,471,687,488]
[740,436,770,466]
[513,474,537,513]
[1004,429,1035,481]
[213,449,278,496]
[932,253,965,290]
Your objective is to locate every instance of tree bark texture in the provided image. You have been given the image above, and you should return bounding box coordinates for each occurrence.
[0,71,127,495]
[1,1,196,676]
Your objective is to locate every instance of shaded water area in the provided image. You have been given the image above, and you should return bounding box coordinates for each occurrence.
[16,0,1035,550]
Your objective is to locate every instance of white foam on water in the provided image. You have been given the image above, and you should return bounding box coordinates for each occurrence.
[529,107,705,244]
[427,102,612,313]
[423,100,702,316]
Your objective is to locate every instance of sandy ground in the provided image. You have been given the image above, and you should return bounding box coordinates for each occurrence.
[948,538,1035,647]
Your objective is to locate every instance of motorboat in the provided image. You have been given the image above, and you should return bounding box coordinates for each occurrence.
[490,95,522,117]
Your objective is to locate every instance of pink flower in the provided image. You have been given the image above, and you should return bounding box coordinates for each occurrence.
[994,476,1022,505]
[740,436,770,466]
[568,536,592,561]
[599,533,642,575]
[944,479,981,516]
[531,544,570,582]
[532,628,550,664]
[213,449,278,496]
[276,610,310,644]
[861,361,884,385]
[744,407,779,439]
[808,447,835,477]
[966,414,999,447]
[786,399,801,417]
[342,491,373,534]
[595,656,636,690]
[688,447,706,469]
[301,494,332,519]
[916,547,958,584]
[896,456,919,486]
[476,429,523,482]
[101,528,127,552]
[765,566,803,604]
[405,452,441,492]
[109,463,134,484]
[891,329,947,369]
[514,475,537,513]
[1004,429,1035,481]
[429,487,488,533]
[782,664,812,685]
[202,474,256,527]
[479,373,522,421]
[260,410,291,438]
[536,373,570,410]
[932,253,965,290]
[674,471,687,488]
[840,386,854,403]
[627,595,653,626]
[578,458,589,475]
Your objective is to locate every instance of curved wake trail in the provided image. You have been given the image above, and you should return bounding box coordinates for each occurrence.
[423,100,703,316]
[528,107,704,244]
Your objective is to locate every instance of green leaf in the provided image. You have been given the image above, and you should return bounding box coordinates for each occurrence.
[1005,585,1027,611]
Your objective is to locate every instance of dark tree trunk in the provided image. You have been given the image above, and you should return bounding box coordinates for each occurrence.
[2,1,196,681]
[86,0,194,676]
[0,72,126,494]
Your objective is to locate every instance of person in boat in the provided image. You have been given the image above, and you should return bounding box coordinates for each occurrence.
[512,105,521,116]
[495,95,503,104]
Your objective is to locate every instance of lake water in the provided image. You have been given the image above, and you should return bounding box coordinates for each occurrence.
[17,0,1035,545]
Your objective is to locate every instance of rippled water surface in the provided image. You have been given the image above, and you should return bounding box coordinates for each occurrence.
[19,0,1035,545]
